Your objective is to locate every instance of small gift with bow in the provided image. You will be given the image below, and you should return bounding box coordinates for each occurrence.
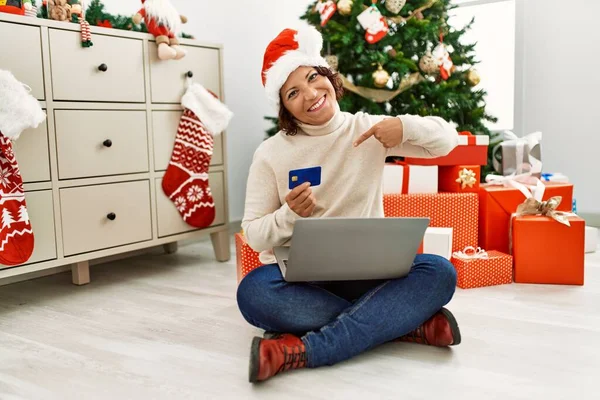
[235,232,262,284]
[450,246,513,289]
[438,165,481,193]
[479,173,573,254]
[404,131,489,166]
[382,161,438,194]
[492,131,542,177]
[511,195,585,285]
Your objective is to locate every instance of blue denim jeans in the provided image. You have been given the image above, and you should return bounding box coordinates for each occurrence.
[236,254,457,368]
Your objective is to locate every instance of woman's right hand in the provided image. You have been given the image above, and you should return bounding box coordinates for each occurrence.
[286,182,316,217]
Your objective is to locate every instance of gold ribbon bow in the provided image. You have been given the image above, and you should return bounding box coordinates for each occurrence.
[515,196,572,227]
[456,168,477,189]
[508,195,577,254]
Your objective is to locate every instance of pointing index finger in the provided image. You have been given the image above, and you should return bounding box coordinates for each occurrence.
[353,126,376,147]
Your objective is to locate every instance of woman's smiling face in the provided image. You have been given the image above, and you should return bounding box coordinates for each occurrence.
[280,66,337,126]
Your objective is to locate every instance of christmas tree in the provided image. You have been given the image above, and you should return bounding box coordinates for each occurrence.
[266,0,499,178]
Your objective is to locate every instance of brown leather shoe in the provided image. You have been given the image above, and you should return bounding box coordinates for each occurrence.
[249,333,307,383]
[397,308,461,347]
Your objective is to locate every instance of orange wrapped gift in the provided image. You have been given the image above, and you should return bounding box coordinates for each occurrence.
[404,132,489,166]
[479,179,573,254]
[451,247,513,289]
[235,233,262,284]
[512,197,584,285]
[383,193,477,251]
[439,165,480,193]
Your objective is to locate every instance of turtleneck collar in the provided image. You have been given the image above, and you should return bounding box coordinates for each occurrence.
[296,102,346,137]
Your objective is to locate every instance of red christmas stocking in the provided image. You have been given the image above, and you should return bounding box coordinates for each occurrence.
[0,69,44,266]
[0,132,34,266]
[162,83,233,228]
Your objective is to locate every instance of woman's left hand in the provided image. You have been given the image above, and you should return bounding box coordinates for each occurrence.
[353,118,404,149]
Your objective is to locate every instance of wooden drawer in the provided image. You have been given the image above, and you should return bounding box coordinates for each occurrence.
[0,190,57,270]
[149,44,221,103]
[13,115,51,183]
[0,22,45,100]
[48,29,145,102]
[151,111,223,171]
[155,171,225,237]
[54,110,149,179]
[60,181,152,256]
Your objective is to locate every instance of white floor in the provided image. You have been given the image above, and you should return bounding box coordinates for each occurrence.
[0,233,598,400]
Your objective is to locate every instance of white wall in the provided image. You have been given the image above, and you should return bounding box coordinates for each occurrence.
[515,0,597,215]
[448,0,515,131]
[96,0,314,222]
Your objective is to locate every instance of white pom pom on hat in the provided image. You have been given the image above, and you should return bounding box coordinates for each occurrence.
[261,25,330,113]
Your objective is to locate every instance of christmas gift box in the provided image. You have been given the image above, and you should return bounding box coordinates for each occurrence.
[451,247,513,289]
[235,232,262,284]
[383,193,477,252]
[417,227,453,259]
[438,165,480,193]
[511,197,584,285]
[492,131,542,177]
[404,131,489,166]
[479,177,573,254]
[382,162,438,194]
[585,226,598,253]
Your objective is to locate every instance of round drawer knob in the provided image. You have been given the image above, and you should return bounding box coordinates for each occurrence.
[98,63,108,72]
[103,139,112,148]
[106,213,116,221]
[186,71,193,78]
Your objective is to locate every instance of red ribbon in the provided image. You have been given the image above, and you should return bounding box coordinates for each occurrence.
[393,160,410,194]
[459,131,476,145]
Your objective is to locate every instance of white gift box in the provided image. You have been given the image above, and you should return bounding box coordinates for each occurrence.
[586,226,598,253]
[422,227,453,260]
[383,163,438,194]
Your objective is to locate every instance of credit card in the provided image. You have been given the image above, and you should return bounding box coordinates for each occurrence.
[289,166,322,190]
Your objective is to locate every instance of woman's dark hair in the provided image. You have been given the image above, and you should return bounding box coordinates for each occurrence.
[278,66,344,136]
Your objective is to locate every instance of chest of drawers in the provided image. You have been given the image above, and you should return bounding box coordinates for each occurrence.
[0,13,230,285]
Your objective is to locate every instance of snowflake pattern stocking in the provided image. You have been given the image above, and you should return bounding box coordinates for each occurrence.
[162,82,232,228]
[0,132,34,266]
[162,109,216,228]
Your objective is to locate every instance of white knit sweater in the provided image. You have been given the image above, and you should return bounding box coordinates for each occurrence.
[241,105,459,264]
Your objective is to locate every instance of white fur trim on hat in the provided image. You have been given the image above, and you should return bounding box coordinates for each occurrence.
[264,26,330,112]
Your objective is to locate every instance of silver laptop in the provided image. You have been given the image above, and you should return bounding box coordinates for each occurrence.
[273,217,429,282]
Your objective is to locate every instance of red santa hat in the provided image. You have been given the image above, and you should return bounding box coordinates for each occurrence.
[261,26,330,112]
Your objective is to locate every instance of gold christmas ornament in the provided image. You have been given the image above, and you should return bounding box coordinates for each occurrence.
[337,0,353,16]
[325,54,339,71]
[456,168,477,189]
[419,52,438,75]
[385,0,406,15]
[467,69,481,86]
[372,65,390,88]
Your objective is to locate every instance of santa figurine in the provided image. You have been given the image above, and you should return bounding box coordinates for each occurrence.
[132,0,188,60]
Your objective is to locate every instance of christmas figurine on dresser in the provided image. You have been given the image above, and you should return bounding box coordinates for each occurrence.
[132,0,188,60]
[0,69,46,266]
